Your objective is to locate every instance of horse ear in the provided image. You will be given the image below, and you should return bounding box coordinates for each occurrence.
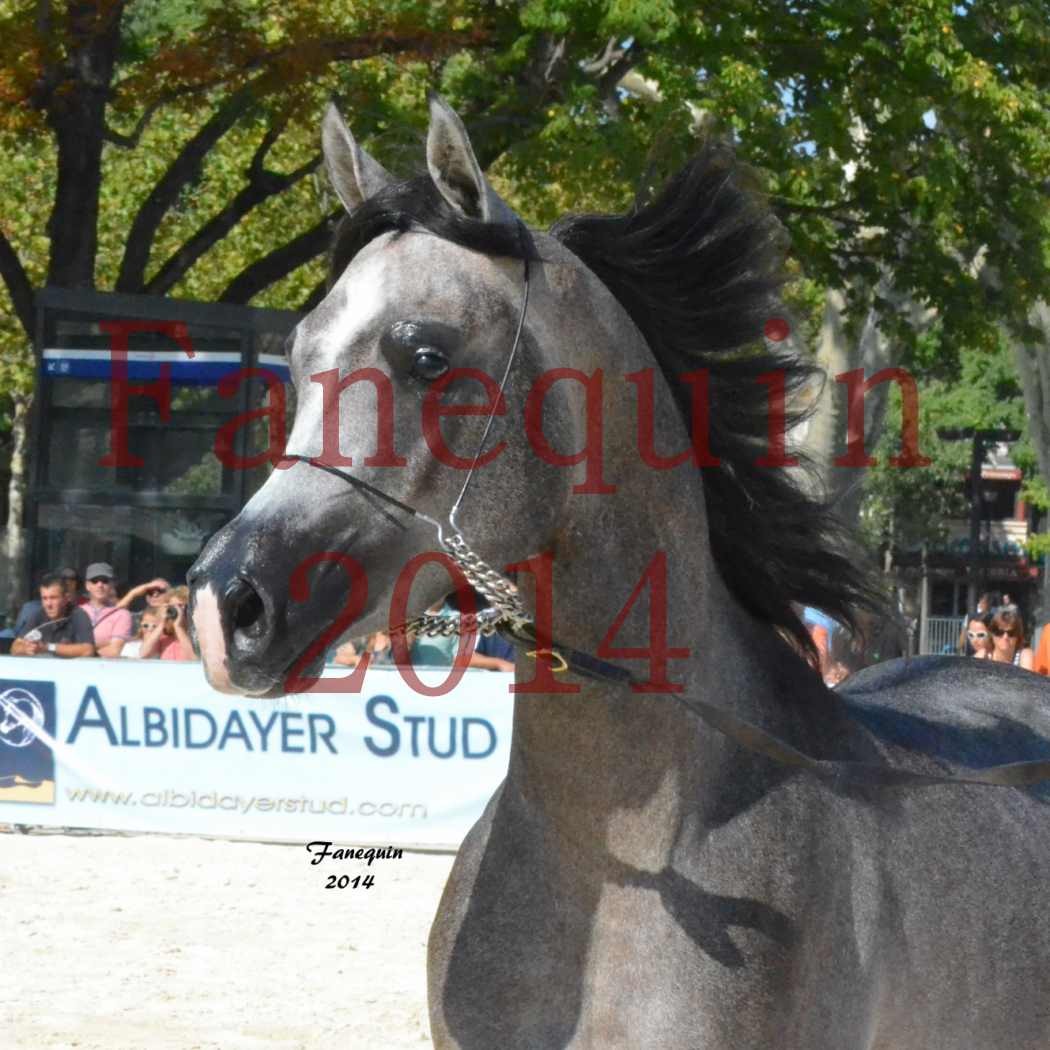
[426,93,515,224]
[321,102,395,214]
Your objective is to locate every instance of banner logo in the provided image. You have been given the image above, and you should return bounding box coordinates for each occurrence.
[0,681,56,804]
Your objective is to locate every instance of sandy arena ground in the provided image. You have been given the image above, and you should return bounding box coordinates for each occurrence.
[2,828,456,1049]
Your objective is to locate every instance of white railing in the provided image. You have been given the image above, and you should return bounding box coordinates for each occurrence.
[924,616,966,656]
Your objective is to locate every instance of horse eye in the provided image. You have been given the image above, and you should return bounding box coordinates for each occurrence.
[411,347,449,382]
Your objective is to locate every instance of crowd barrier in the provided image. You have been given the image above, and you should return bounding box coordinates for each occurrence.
[0,656,513,848]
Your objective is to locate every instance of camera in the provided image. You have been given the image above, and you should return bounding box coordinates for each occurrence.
[165,605,178,621]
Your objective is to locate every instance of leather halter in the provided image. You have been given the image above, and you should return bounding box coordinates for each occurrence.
[284,223,1050,792]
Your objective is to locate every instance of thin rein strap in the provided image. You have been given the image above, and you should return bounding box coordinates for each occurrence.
[450,221,532,534]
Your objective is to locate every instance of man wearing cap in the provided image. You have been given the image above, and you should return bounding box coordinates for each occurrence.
[11,572,95,658]
[82,562,134,658]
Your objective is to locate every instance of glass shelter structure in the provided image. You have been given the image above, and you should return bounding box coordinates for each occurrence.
[28,288,299,595]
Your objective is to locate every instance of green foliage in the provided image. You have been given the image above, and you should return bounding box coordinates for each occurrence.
[0,0,1047,487]
[860,333,1033,552]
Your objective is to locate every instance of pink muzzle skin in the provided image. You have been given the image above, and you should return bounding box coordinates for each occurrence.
[191,584,236,694]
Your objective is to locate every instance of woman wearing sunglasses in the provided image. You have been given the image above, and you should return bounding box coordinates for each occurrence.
[984,607,1034,670]
[965,616,993,659]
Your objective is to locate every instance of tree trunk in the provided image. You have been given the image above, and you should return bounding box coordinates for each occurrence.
[42,1,126,289]
[1010,301,1050,623]
[3,393,31,623]
[802,287,894,524]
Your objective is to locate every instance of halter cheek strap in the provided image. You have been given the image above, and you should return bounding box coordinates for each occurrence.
[448,221,533,536]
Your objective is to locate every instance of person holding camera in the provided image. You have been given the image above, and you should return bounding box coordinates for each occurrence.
[138,585,195,661]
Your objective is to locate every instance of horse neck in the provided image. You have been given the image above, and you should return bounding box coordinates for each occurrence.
[507,368,830,867]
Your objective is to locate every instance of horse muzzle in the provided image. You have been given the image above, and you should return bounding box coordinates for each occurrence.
[187,517,322,697]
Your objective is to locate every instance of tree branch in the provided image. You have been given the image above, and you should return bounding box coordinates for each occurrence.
[115,84,259,292]
[103,85,209,149]
[582,38,643,119]
[579,37,627,76]
[0,228,36,342]
[1009,303,1050,482]
[115,31,464,294]
[144,114,320,296]
[219,213,338,304]
[769,196,863,218]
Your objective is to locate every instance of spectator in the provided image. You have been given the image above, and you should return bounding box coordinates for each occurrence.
[13,581,45,637]
[82,562,133,658]
[139,585,195,660]
[122,608,162,659]
[965,616,992,659]
[13,567,86,636]
[800,605,848,685]
[117,577,171,614]
[1034,621,1050,676]
[409,600,460,667]
[471,631,515,672]
[332,637,362,667]
[407,595,518,672]
[367,630,396,666]
[959,592,1002,656]
[60,567,87,606]
[10,572,95,658]
[985,607,1034,670]
[333,631,398,668]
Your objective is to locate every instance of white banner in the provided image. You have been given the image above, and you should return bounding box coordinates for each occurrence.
[0,656,514,847]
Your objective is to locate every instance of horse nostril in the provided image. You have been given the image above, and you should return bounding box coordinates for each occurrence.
[226,580,266,639]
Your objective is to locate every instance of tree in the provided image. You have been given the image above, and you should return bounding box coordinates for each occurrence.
[861,330,1032,556]
[0,0,493,613]
[1012,302,1050,616]
[1,0,1048,612]
[6,1,1044,331]
[476,1,1050,519]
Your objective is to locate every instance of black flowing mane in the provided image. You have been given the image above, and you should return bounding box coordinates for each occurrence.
[328,150,886,659]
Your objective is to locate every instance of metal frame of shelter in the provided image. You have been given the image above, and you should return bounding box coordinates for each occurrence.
[27,287,299,598]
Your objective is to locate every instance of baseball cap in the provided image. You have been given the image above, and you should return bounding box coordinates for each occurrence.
[85,562,115,581]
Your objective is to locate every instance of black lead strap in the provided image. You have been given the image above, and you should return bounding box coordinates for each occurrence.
[498,622,1050,790]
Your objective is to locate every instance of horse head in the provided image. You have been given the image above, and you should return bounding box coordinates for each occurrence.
[189,96,606,695]
[190,93,881,697]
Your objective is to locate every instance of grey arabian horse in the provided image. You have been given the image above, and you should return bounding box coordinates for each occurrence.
[189,96,1050,1048]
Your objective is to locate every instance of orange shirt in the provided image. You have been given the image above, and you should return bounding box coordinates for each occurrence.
[1034,624,1050,676]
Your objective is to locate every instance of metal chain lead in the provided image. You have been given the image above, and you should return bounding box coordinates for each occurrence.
[443,535,530,622]
[390,533,531,640]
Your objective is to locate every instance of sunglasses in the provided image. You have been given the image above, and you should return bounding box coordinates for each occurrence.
[967,631,988,641]
[88,576,113,584]
[990,628,1019,639]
